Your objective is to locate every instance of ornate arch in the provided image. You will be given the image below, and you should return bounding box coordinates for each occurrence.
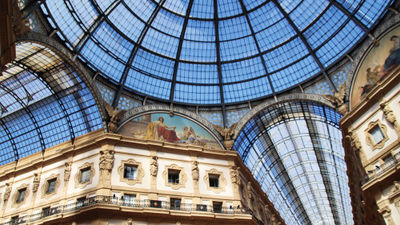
[233,93,335,140]
[18,31,108,131]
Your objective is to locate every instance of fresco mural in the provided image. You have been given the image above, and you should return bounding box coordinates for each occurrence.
[351,26,400,108]
[119,113,223,150]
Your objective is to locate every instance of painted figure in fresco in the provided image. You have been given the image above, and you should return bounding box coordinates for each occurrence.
[182,125,197,143]
[384,35,400,72]
[145,117,180,142]
[360,35,400,98]
[361,65,383,96]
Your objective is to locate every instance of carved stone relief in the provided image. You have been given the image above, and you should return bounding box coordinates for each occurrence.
[192,161,199,181]
[150,156,158,177]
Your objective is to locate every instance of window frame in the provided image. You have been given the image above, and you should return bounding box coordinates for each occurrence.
[118,159,144,186]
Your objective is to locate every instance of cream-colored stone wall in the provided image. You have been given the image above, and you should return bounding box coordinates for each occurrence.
[349,80,400,168]
[0,133,283,225]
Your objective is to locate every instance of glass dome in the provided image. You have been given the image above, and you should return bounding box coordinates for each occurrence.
[41,0,391,105]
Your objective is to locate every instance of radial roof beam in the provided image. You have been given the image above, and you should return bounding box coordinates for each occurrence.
[299,103,342,225]
[330,0,369,33]
[0,83,46,152]
[321,105,351,225]
[14,61,76,143]
[111,0,166,108]
[271,0,338,92]
[214,0,227,127]
[169,0,194,102]
[0,118,18,162]
[257,128,312,225]
[238,0,275,95]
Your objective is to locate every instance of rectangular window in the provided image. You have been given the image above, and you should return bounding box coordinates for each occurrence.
[168,169,180,184]
[16,188,26,203]
[124,165,138,179]
[170,198,181,210]
[46,178,57,194]
[213,201,222,213]
[123,194,136,206]
[209,174,219,187]
[370,126,384,144]
[42,207,50,218]
[76,197,86,208]
[80,167,91,183]
[11,216,19,225]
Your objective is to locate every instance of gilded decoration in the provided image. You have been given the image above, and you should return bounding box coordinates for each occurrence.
[74,162,95,189]
[203,168,226,193]
[104,101,127,133]
[162,164,187,190]
[213,123,237,150]
[118,158,144,186]
[365,120,389,150]
[11,183,29,208]
[41,173,60,197]
[323,83,348,115]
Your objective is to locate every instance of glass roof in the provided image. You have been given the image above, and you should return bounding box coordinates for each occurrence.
[234,101,351,225]
[40,0,392,105]
[0,42,103,165]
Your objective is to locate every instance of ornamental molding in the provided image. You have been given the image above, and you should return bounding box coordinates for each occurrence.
[118,158,145,186]
[74,162,95,189]
[11,183,29,208]
[364,120,389,150]
[162,164,187,190]
[41,173,61,198]
[203,168,226,194]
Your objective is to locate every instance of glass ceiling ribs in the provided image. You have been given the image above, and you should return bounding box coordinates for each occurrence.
[233,101,352,225]
[0,42,103,166]
[41,0,392,106]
